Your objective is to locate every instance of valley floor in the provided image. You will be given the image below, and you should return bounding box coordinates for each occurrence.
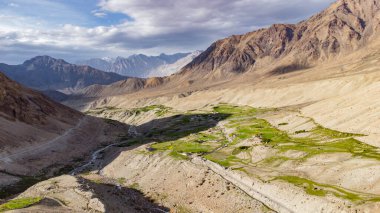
[4,103,380,212]
[93,104,380,212]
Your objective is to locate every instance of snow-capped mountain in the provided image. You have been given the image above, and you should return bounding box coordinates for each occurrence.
[76,51,201,78]
[150,51,202,77]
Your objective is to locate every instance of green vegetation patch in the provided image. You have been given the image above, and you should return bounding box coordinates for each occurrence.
[86,105,172,117]
[0,197,42,212]
[261,204,275,213]
[277,176,328,197]
[143,104,380,169]
[275,137,380,161]
[228,118,292,145]
[132,105,172,117]
[129,183,140,190]
[211,104,380,163]
[311,125,365,139]
[151,140,213,154]
[0,175,45,199]
[177,205,192,213]
[85,106,120,114]
[213,105,263,118]
[276,176,380,202]
[146,112,231,160]
[208,104,380,202]
[232,146,251,155]
[169,151,189,160]
[204,154,240,167]
[117,177,126,185]
[197,132,222,142]
[258,156,296,167]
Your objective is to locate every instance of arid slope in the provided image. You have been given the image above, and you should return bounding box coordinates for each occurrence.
[0,71,127,195]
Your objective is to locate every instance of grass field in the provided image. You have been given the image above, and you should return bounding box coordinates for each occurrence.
[0,197,42,212]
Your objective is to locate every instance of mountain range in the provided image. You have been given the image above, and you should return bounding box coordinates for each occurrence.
[0,52,201,101]
[0,56,128,92]
[76,51,201,78]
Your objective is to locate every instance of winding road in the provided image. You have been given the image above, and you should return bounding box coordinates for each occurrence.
[0,117,89,163]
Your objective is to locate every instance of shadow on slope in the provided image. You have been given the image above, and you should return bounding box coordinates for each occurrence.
[269,63,311,75]
[100,112,231,170]
[137,112,231,140]
[81,177,170,213]
[63,112,230,212]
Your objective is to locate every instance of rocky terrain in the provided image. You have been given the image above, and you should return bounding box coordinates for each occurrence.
[0,56,127,92]
[75,57,115,74]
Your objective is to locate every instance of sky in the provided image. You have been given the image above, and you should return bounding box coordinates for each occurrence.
[0,0,336,64]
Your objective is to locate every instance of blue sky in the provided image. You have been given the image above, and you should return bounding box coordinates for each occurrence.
[0,0,129,27]
[0,0,336,64]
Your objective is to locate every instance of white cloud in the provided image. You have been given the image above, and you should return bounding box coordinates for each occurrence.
[98,0,336,36]
[92,10,107,18]
[0,0,336,64]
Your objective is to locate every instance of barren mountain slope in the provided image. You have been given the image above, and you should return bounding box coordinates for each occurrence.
[0,71,82,146]
[0,71,128,198]
[179,0,380,79]
[74,77,167,98]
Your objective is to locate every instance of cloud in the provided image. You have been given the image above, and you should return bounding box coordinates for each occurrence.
[99,0,336,34]
[92,10,107,18]
[0,0,336,64]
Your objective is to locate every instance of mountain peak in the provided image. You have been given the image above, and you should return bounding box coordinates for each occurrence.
[23,55,69,67]
[325,0,379,19]
[101,57,115,63]
[115,56,127,61]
